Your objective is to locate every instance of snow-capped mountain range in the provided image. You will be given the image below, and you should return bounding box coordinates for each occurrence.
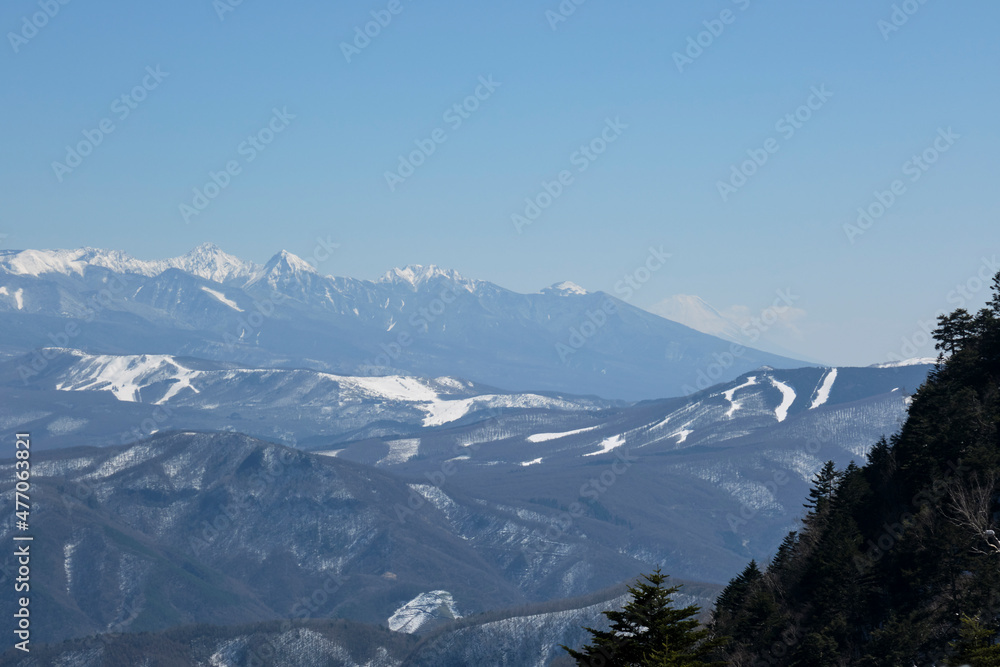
[0,244,809,400]
[0,243,260,284]
[0,246,937,659]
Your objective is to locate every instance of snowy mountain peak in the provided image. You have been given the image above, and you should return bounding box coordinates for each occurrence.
[243,250,318,291]
[169,243,259,284]
[542,281,588,296]
[262,250,317,275]
[380,265,470,289]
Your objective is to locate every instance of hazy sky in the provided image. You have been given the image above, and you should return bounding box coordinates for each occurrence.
[2,1,998,366]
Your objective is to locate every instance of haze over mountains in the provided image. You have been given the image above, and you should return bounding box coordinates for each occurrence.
[0,244,809,401]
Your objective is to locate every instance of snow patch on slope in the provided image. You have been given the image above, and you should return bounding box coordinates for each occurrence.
[671,429,693,444]
[55,353,202,404]
[721,376,757,418]
[409,484,459,515]
[64,540,78,594]
[341,375,439,403]
[422,397,478,427]
[422,393,589,428]
[388,590,461,634]
[380,439,420,465]
[769,377,796,423]
[809,368,837,409]
[527,426,600,443]
[200,286,243,311]
[584,434,624,457]
[0,286,25,310]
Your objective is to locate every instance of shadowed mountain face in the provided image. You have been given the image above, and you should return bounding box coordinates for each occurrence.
[0,432,662,646]
[0,245,808,400]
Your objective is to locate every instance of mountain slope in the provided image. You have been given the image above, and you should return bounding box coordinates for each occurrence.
[0,431,689,645]
[299,359,929,588]
[329,363,932,584]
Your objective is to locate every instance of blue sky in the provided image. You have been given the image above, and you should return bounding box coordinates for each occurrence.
[2,0,998,366]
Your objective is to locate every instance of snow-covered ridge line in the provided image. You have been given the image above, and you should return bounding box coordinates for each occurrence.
[0,244,260,284]
[42,350,604,430]
[0,245,595,300]
[870,357,938,368]
[380,264,477,290]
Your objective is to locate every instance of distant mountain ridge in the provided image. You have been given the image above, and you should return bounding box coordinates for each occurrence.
[0,243,260,284]
[0,244,810,400]
[0,349,613,450]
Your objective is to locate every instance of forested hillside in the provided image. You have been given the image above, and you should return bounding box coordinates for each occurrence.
[713,273,1000,666]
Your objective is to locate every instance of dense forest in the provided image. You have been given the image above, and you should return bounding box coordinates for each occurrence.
[711,272,1000,665]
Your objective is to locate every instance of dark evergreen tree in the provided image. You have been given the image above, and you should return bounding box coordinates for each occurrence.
[803,461,839,510]
[951,614,1000,666]
[768,531,798,574]
[934,308,975,354]
[563,569,725,666]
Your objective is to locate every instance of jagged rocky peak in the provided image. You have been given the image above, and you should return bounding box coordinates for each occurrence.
[169,242,260,284]
[380,264,473,289]
[243,249,319,291]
